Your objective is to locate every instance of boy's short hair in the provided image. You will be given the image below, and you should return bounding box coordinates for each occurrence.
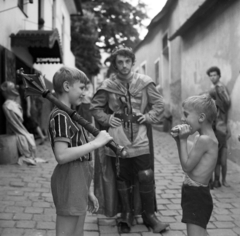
[53,66,89,95]
[182,94,217,123]
[206,66,221,76]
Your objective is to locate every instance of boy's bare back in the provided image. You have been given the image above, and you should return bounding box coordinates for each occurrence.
[188,132,218,185]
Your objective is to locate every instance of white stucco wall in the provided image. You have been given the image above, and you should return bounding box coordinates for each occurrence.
[180,0,240,164]
[134,26,163,83]
[0,0,38,65]
[134,23,172,104]
[134,1,181,123]
[0,0,76,82]
[0,1,38,47]
[34,0,76,81]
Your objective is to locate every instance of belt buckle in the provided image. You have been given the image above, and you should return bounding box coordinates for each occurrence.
[127,114,133,122]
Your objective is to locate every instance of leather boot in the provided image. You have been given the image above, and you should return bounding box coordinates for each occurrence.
[117,181,133,233]
[139,170,169,233]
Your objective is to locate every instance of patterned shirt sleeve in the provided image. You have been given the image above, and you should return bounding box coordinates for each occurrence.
[217,85,230,103]
[49,112,72,145]
[215,84,230,113]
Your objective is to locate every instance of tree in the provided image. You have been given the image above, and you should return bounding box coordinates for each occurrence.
[82,0,148,52]
[71,10,101,78]
[71,0,148,77]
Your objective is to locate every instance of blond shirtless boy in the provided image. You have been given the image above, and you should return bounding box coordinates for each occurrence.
[171,94,218,236]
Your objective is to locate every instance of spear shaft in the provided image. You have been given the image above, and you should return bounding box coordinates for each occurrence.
[43,90,124,157]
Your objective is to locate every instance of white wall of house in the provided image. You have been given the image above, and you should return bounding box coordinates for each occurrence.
[178,0,205,26]
[34,0,76,82]
[134,26,167,93]
[180,0,240,165]
[0,0,38,66]
[133,0,213,127]
[0,0,78,134]
[134,1,181,123]
[0,1,38,46]
[0,0,76,82]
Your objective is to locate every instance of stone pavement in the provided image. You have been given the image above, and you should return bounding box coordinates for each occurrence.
[0,130,240,236]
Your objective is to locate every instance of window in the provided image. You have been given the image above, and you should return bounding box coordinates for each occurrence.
[52,0,56,29]
[141,62,147,75]
[162,34,168,51]
[154,59,160,84]
[135,67,139,74]
[61,15,65,54]
[162,33,169,56]
[38,0,44,29]
[18,0,27,16]
[18,0,24,10]
[162,32,169,89]
[142,64,146,74]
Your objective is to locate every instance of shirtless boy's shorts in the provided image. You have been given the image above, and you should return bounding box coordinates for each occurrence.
[181,184,213,229]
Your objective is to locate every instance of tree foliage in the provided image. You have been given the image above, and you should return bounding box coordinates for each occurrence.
[71,10,101,78]
[82,0,148,52]
[71,0,148,77]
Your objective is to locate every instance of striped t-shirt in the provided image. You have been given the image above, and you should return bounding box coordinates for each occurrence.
[48,107,91,161]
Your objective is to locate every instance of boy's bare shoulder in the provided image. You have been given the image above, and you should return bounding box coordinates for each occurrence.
[197,134,218,150]
[195,135,209,147]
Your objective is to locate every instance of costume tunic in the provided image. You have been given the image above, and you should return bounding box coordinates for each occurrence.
[90,72,164,158]
[48,107,92,216]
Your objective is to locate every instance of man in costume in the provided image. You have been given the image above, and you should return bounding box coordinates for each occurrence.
[90,45,169,233]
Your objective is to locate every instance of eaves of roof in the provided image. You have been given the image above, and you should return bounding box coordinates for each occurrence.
[147,0,176,30]
[134,0,175,52]
[168,0,235,41]
[10,29,63,64]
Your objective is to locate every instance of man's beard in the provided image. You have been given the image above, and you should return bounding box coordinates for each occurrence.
[118,68,131,76]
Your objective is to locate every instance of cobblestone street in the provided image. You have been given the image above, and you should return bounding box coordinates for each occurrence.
[0,130,240,236]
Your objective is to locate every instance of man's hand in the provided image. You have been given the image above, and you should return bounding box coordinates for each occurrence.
[109,114,122,128]
[136,113,147,124]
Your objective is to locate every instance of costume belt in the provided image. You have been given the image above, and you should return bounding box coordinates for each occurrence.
[114,113,141,123]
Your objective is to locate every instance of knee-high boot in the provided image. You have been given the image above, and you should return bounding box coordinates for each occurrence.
[139,169,169,233]
[117,180,133,232]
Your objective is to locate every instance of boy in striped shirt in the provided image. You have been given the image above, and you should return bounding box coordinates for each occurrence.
[48,66,112,236]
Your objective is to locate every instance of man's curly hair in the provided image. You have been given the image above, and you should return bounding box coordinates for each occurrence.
[206,66,221,76]
[110,45,136,69]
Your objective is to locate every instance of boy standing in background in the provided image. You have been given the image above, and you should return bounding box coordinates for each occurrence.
[48,67,113,236]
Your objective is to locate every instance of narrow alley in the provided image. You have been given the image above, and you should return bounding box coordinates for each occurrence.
[0,130,240,236]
